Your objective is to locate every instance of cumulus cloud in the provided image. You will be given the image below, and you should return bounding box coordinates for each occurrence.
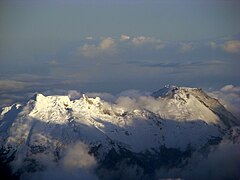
[13,142,98,180]
[115,96,138,111]
[131,36,163,47]
[110,93,166,116]
[99,37,115,50]
[220,85,240,92]
[222,40,240,53]
[78,37,117,58]
[206,39,240,53]
[63,142,96,170]
[179,43,193,53]
[86,92,115,102]
[120,34,130,41]
[79,44,100,58]
[131,36,153,46]
[67,90,82,100]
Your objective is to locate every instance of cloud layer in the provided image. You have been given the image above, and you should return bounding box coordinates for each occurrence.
[1,34,240,96]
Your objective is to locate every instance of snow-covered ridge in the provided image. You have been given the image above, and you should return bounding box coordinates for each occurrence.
[152,85,238,126]
[0,86,238,159]
[152,85,202,99]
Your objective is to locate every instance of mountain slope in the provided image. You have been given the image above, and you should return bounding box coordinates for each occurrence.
[152,85,238,127]
[0,86,239,179]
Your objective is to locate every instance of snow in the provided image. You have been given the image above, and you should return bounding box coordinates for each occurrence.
[1,103,21,116]
[0,86,235,157]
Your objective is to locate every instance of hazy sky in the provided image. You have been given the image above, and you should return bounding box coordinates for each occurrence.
[0,0,240,98]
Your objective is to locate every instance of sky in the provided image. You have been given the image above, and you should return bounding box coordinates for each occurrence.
[0,0,240,105]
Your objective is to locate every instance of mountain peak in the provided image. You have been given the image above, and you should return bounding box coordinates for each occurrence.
[151,85,238,127]
[30,93,45,101]
[32,93,70,103]
[151,85,201,98]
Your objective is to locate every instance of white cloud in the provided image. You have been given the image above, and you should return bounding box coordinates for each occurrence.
[67,90,82,100]
[86,92,115,102]
[79,44,100,58]
[179,43,193,53]
[222,40,240,53]
[131,36,165,50]
[207,40,240,53]
[78,37,117,58]
[63,142,96,170]
[120,34,130,41]
[86,36,93,40]
[220,85,240,92]
[115,96,138,111]
[132,36,154,46]
[12,142,98,180]
[99,37,115,50]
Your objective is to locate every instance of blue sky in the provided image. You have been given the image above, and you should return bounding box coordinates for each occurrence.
[0,0,240,100]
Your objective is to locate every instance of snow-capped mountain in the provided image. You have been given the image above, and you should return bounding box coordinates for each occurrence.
[0,86,239,179]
